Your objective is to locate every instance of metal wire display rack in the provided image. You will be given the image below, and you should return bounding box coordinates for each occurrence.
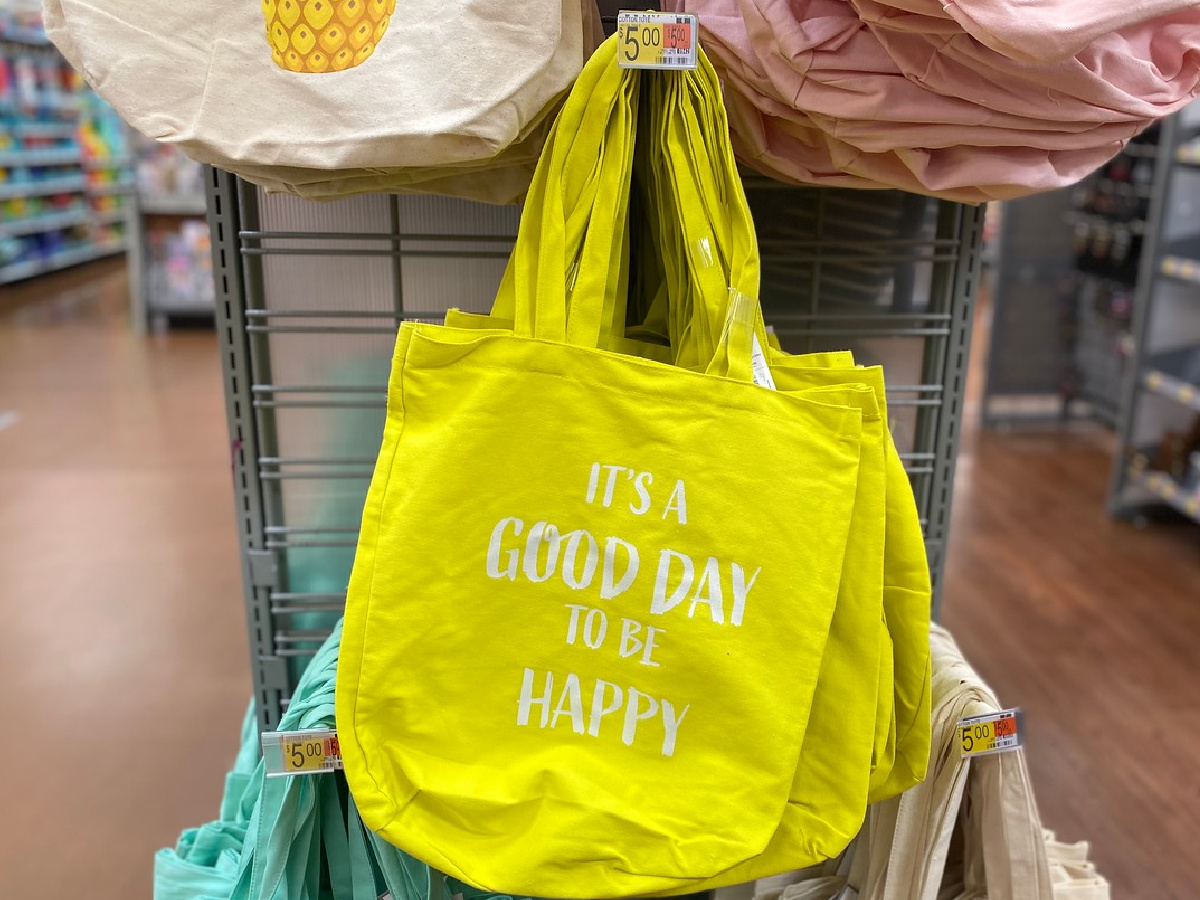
[205,168,985,730]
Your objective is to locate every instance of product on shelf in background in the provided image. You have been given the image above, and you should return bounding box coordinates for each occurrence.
[1061,125,1161,425]
[129,132,214,327]
[0,5,133,284]
[136,141,205,200]
[0,2,48,46]
[1110,102,1200,528]
[146,218,213,310]
[1068,126,1160,286]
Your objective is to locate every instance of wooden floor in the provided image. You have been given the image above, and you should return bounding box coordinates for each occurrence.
[943,423,1200,900]
[1,258,1198,899]
[0,259,249,898]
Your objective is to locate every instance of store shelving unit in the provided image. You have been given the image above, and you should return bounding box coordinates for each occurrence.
[983,128,1162,427]
[139,195,208,216]
[1109,102,1200,524]
[127,138,214,331]
[0,17,134,284]
[0,236,125,282]
[981,189,1078,425]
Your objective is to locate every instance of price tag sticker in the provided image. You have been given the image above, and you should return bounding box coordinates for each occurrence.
[958,709,1023,757]
[262,729,343,777]
[617,12,698,70]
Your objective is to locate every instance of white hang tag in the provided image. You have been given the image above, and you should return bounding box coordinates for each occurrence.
[751,334,777,391]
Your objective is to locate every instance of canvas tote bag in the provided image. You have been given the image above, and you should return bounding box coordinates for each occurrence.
[652,68,930,806]
[44,0,588,187]
[439,46,930,886]
[338,38,867,899]
[765,355,932,805]
[638,371,922,895]
[442,59,932,878]
[643,61,931,809]
[146,0,606,203]
[850,624,1051,900]
[627,130,930,870]
[656,92,933,801]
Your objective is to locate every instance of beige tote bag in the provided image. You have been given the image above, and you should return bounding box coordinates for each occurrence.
[44,0,587,178]
[232,0,604,201]
[1044,831,1111,900]
[737,625,1107,900]
[231,113,559,203]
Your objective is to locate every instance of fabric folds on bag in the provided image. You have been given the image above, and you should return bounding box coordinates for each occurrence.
[664,0,1200,201]
[44,0,603,202]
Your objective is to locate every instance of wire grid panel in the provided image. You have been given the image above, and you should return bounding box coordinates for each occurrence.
[210,171,983,728]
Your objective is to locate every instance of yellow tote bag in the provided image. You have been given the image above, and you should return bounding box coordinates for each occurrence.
[641,52,927,828]
[611,91,928,863]
[768,353,929,804]
[442,39,927,884]
[440,34,929,884]
[777,362,931,806]
[338,38,865,898]
[876,432,933,796]
[761,356,932,803]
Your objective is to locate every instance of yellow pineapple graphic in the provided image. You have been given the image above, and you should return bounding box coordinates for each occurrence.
[262,0,396,73]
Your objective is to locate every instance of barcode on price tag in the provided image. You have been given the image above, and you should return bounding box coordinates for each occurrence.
[617,12,698,70]
[261,729,344,777]
[958,709,1023,758]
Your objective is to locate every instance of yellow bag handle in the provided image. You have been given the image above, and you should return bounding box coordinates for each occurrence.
[489,36,770,381]
[628,54,768,372]
[489,44,619,339]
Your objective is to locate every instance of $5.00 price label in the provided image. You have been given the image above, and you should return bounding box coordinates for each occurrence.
[959,708,1023,758]
[617,12,698,70]
[261,729,344,777]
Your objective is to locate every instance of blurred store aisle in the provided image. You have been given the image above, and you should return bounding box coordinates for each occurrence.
[0,260,249,899]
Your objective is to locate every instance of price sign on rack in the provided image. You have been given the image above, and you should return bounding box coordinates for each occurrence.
[617,12,698,70]
[959,709,1023,758]
[261,729,344,777]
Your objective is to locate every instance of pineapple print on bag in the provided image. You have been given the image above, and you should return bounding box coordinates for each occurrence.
[263,0,396,73]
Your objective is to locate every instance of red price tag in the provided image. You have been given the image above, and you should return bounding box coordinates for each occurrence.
[263,729,345,776]
[993,715,1018,738]
[663,23,692,50]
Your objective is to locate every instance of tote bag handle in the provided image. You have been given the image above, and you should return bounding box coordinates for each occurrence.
[493,35,770,384]
[490,46,631,347]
